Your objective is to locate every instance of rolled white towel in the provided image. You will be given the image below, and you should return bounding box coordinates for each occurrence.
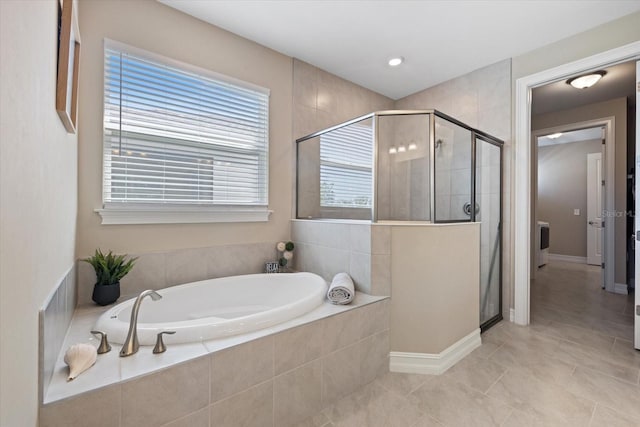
[327,272,355,305]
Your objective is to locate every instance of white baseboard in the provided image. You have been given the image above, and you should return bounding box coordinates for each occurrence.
[548,254,587,264]
[614,283,629,295]
[389,329,481,375]
[509,308,515,322]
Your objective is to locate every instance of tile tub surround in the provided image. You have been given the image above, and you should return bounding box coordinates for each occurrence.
[292,219,391,295]
[40,295,389,427]
[76,241,278,306]
[39,265,77,403]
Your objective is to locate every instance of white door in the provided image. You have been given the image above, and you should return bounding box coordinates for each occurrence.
[587,152,603,266]
[634,60,640,350]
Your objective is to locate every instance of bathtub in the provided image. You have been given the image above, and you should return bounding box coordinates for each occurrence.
[94,272,328,345]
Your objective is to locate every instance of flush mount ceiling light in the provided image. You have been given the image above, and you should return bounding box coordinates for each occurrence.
[546,132,563,139]
[388,57,404,67]
[566,71,606,89]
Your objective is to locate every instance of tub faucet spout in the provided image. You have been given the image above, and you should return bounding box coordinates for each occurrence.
[120,290,162,357]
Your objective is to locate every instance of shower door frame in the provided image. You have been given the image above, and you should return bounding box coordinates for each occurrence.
[295,110,505,331]
[474,134,504,332]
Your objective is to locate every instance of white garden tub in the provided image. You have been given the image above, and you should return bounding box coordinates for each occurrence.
[94,272,327,345]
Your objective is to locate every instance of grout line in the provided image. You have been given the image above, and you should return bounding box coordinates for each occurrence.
[483,368,507,396]
[498,408,514,427]
[587,403,597,427]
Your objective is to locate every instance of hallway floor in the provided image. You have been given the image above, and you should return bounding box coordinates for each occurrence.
[301,261,639,427]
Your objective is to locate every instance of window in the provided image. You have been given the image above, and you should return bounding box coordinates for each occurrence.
[319,121,372,208]
[98,40,270,224]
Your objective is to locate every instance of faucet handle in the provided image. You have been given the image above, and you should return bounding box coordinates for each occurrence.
[90,330,112,354]
[153,331,176,354]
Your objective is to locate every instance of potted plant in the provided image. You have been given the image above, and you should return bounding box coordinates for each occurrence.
[83,249,137,306]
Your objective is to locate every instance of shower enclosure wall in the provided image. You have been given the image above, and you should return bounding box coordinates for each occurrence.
[296,110,503,331]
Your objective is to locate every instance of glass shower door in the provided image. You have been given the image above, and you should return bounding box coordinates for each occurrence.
[476,136,502,329]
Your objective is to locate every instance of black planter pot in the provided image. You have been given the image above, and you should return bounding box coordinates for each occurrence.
[92,282,120,306]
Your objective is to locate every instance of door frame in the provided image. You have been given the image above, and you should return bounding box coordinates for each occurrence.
[532,119,614,286]
[514,40,640,325]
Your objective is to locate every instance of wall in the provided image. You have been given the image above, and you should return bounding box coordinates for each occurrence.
[396,59,512,321]
[390,224,480,354]
[538,140,603,257]
[77,0,293,256]
[532,98,627,282]
[0,1,79,425]
[291,220,391,296]
[292,59,393,141]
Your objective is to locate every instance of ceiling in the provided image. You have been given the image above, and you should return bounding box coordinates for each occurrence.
[532,61,637,116]
[158,1,640,100]
[537,127,603,147]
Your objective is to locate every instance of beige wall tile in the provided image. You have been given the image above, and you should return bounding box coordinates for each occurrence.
[360,299,390,339]
[161,406,209,427]
[274,321,323,375]
[211,336,274,402]
[77,260,96,306]
[40,385,121,427]
[371,226,390,255]
[274,360,322,427]
[210,381,274,427]
[349,251,371,294]
[121,356,209,427]
[165,248,209,287]
[119,251,167,298]
[321,343,361,407]
[358,330,390,386]
[322,309,362,355]
[370,254,391,296]
[349,224,371,254]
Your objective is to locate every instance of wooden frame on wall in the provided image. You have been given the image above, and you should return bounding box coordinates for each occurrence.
[56,0,80,134]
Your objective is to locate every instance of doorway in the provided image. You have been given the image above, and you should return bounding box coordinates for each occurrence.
[513,41,640,330]
[533,123,612,291]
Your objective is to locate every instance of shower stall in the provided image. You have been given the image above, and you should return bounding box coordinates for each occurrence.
[296,110,503,331]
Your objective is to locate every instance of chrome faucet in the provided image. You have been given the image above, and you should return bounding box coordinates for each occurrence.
[120,290,162,357]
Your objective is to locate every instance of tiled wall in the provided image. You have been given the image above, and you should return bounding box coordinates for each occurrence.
[39,266,77,402]
[292,220,391,295]
[39,299,390,427]
[395,59,512,320]
[77,242,278,306]
[292,59,394,141]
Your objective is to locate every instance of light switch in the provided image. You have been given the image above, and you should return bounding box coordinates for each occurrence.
[574,209,580,216]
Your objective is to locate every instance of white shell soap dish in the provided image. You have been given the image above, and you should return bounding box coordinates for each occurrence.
[64,343,97,381]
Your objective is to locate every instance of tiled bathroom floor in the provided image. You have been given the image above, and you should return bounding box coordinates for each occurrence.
[299,261,639,427]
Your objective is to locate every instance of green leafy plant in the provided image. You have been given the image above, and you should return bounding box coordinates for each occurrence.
[83,249,137,286]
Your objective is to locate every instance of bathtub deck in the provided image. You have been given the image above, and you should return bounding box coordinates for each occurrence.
[44,292,387,404]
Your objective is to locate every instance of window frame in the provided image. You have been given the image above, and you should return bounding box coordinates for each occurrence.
[96,39,272,225]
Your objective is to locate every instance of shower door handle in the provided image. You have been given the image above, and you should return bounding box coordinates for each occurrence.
[463,202,480,216]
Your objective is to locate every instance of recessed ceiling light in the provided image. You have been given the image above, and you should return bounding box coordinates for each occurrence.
[547,133,563,139]
[388,57,404,67]
[566,71,606,89]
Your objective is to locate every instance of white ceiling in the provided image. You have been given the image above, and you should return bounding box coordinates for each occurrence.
[158,0,640,99]
[537,127,603,147]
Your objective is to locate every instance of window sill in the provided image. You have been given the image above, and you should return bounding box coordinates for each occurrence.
[95,206,273,225]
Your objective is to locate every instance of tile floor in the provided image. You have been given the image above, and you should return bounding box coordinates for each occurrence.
[299,261,639,427]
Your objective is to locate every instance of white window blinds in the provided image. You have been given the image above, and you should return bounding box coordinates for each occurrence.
[103,42,269,209]
[319,123,373,208]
